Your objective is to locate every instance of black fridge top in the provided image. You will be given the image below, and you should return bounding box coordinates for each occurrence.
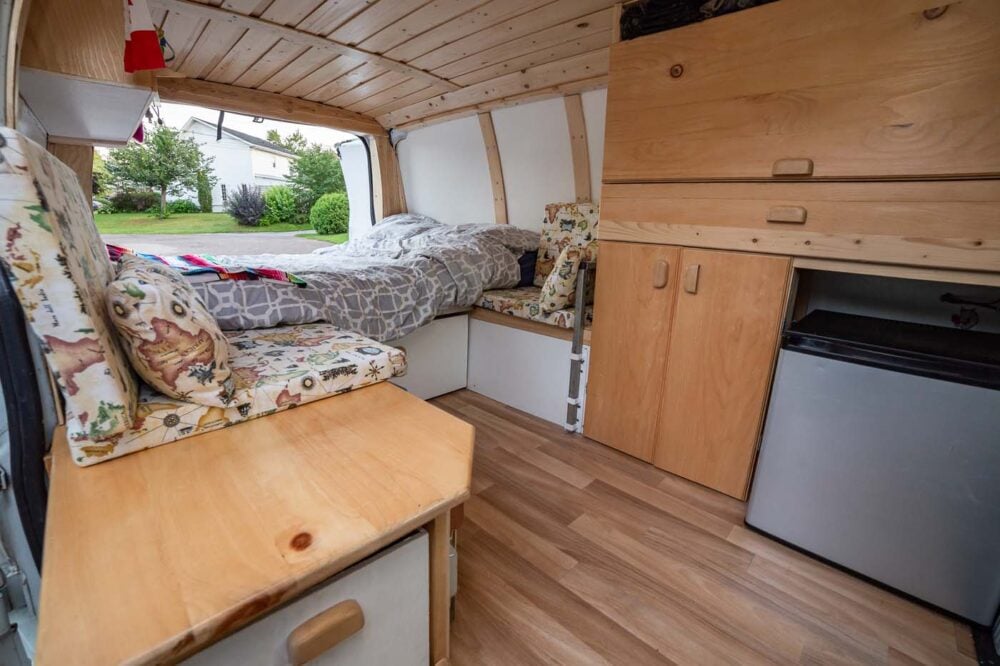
[784,310,1000,389]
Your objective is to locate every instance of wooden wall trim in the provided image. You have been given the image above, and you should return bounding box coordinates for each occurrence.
[47,142,93,209]
[477,112,507,225]
[611,3,622,44]
[563,93,591,203]
[156,77,385,135]
[148,0,459,93]
[371,134,406,220]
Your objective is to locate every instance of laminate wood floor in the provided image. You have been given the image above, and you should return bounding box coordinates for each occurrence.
[431,390,978,666]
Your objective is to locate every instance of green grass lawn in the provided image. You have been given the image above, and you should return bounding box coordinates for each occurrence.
[297,232,348,245]
[94,212,311,235]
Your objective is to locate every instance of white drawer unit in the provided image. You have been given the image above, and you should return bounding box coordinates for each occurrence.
[184,532,429,666]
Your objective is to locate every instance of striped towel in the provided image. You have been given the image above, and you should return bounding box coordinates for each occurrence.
[106,244,308,287]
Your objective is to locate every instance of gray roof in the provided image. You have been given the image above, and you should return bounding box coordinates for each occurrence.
[186,117,297,157]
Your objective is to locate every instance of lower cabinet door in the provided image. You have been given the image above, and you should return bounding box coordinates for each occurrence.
[585,241,681,461]
[184,531,429,666]
[652,249,790,499]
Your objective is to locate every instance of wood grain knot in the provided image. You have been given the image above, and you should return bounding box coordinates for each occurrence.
[922,6,949,20]
[290,532,313,551]
[669,64,684,78]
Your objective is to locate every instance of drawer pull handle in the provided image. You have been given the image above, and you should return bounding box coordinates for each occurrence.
[766,205,808,224]
[683,264,700,294]
[652,260,670,289]
[772,158,814,177]
[287,599,365,665]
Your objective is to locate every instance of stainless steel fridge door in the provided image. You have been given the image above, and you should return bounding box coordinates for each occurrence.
[746,349,1000,625]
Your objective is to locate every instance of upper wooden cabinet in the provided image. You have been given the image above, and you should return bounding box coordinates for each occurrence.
[603,0,1000,182]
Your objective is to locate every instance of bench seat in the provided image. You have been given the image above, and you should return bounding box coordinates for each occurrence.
[476,286,593,330]
[71,323,406,464]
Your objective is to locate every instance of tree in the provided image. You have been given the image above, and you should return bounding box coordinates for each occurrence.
[265,128,308,154]
[106,125,216,218]
[288,145,345,219]
[196,170,213,213]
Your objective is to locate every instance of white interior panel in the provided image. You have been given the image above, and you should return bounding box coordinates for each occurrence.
[389,315,469,399]
[467,319,589,430]
[397,116,494,226]
[492,97,576,232]
[581,88,607,204]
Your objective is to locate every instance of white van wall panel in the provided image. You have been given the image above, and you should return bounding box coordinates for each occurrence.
[467,319,589,430]
[389,315,469,399]
[397,116,494,226]
[581,88,607,204]
[491,98,576,232]
[340,139,375,237]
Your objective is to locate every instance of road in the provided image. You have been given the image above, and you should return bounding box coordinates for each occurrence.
[101,230,329,256]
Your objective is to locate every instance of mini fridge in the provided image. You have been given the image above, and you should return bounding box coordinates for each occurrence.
[746,310,1000,625]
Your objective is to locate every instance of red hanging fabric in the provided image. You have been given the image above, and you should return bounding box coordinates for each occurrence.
[124,0,165,73]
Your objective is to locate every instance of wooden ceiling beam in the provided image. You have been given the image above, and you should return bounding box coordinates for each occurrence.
[149,0,460,92]
[155,77,387,135]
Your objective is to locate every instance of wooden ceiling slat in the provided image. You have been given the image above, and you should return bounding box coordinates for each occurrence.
[296,0,376,36]
[356,0,490,55]
[378,48,608,127]
[256,47,336,93]
[452,29,610,87]
[232,39,309,88]
[175,18,248,78]
[382,0,540,64]
[160,11,210,71]
[348,77,430,113]
[262,0,328,27]
[433,7,612,81]
[360,82,436,116]
[326,70,410,108]
[306,61,383,102]
[281,55,364,98]
[408,0,618,72]
[329,0,431,47]
[150,0,460,90]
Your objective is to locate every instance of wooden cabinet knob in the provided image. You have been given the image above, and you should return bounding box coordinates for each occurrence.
[287,599,365,665]
[765,205,808,224]
[683,264,700,294]
[772,158,814,177]
[652,259,670,289]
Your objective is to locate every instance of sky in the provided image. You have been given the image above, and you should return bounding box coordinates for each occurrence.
[152,101,358,148]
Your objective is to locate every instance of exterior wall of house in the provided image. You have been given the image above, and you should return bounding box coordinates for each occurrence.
[250,147,294,191]
[185,121,254,212]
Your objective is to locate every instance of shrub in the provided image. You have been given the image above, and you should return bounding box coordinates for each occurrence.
[167,199,201,214]
[196,170,213,213]
[227,184,266,227]
[309,192,349,235]
[261,186,301,226]
[109,190,160,213]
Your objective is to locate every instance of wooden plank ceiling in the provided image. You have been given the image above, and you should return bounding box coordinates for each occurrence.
[149,0,614,131]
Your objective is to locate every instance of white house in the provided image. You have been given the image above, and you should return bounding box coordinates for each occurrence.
[181,117,297,212]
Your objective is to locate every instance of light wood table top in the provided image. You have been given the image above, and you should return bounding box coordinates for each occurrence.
[35,383,474,665]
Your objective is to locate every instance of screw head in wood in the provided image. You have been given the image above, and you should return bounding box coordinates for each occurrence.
[669,64,684,78]
[922,6,949,20]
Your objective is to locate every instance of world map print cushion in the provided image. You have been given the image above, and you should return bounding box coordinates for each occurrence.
[539,246,582,314]
[107,256,249,408]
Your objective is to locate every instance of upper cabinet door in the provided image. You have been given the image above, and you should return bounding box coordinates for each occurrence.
[585,242,681,462]
[652,249,790,499]
[603,0,1000,182]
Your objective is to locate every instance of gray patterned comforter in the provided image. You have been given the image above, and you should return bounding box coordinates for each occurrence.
[192,214,539,342]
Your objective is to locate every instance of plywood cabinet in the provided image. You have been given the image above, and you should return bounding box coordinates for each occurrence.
[586,244,790,498]
[652,250,790,499]
[603,0,1000,182]
[584,242,681,461]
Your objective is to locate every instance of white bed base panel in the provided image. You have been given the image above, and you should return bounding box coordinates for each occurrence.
[389,314,469,399]
[467,319,589,430]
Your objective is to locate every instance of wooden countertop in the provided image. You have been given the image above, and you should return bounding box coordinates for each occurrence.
[35,383,474,665]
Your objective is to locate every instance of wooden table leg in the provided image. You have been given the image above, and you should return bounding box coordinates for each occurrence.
[428,511,450,666]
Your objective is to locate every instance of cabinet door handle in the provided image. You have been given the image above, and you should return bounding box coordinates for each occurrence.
[652,259,670,289]
[683,264,700,294]
[772,158,814,177]
[766,205,808,224]
[287,599,365,665]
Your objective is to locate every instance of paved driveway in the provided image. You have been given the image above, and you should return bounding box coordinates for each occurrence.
[102,231,328,256]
